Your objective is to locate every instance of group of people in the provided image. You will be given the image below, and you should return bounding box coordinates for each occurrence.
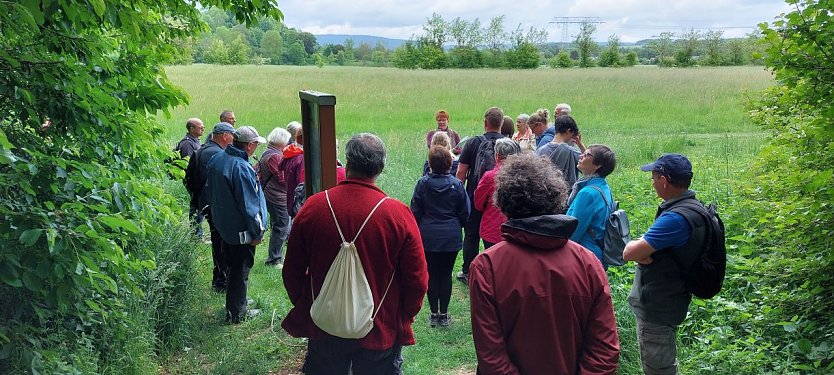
[174,104,714,374]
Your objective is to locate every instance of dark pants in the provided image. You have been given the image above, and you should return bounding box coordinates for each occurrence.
[303,337,403,375]
[224,242,255,321]
[461,209,484,275]
[205,210,227,290]
[425,251,458,314]
[265,201,290,265]
[189,200,204,239]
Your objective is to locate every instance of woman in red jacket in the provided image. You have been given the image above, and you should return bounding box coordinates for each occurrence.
[473,138,521,249]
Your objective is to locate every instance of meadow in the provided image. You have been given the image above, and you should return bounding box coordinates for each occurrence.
[158,65,774,374]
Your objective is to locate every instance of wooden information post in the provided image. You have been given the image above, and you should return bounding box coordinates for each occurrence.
[299,90,337,198]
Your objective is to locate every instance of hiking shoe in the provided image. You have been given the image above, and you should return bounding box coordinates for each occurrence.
[429,313,440,328]
[438,313,452,327]
[228,308,261,324]
[456,271,469,283]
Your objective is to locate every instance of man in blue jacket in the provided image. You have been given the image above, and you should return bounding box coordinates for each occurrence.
[205,126,268,323]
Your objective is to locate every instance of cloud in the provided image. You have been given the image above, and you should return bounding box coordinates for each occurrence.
[277,0,791,42]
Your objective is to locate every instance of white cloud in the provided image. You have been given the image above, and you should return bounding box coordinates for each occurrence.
[277,0,792,42]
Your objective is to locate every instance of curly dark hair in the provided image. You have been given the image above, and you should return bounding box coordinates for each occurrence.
[494,153,569,219]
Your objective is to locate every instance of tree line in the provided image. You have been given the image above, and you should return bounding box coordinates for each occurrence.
[173,9,765,69]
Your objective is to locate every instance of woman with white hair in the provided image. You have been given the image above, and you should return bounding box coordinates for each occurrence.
[512,113,535,152]
[257,127,292,267]
[422,131,459,176]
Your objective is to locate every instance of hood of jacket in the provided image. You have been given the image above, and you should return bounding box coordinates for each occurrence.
[282,144,304,159]
[501,214,578,250]
[424,173,458,194]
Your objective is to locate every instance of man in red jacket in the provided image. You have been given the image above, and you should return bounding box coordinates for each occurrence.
[282,133,428,374]
[469,153,620,374]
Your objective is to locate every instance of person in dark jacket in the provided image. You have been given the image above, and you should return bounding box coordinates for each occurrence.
[279,123,304,216]
[469,153,620,374]
[175,118,204,238]
[421,131,459,177]
[194,122,234,292]
[411,146,470,327]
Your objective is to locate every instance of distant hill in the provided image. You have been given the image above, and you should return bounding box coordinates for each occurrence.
[315,34,408,49]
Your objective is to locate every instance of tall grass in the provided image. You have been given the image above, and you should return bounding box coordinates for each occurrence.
[159,65,773,374]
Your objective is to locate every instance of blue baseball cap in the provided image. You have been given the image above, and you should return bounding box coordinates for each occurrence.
[212,122,235,134]
[640,153,693,182]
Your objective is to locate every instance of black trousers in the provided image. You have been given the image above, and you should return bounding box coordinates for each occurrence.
[461,209,484,275]
[224,242,255,321]
[204,210,227,290]
[425,251,458,313]
[303,337,403,375]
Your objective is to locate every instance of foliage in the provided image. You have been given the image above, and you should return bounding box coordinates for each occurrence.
[0,0,281,372]
[649,32,675,66]
[505,42,542,69]
[598,35,622,67]
[736,0,834,371]
[624,51,638,66]
[575,21,598,67]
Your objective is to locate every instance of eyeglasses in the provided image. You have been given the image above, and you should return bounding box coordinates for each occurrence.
[579,151,593,159]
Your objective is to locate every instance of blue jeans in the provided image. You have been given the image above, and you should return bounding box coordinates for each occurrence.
[265,202,290,265]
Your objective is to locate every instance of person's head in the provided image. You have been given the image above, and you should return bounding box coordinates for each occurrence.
[640,153,693,199]
[267,127,291,148]
[578,145,616,177]
[232,126,266,156]
[220,110,236,126]
[428,145,452,174]
[494,153,569,219]
[186,118,205,137]
[435,110,450,131]
[554,115,579,136]
[516,113,530,132]
[345,133,386,180]
[526,108,549,136]
[211,122,235,148]
[554,103,572,116]
[501,116,515,137]
[286,121,302,145]
[484,107,504,132]
[494,138,521,163]
[430,131,452,151]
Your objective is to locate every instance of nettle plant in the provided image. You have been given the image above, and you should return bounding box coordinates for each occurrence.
[0,0,282,364]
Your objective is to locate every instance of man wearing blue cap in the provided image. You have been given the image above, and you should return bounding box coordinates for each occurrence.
[205,126,268,323]
[623,153,710,375]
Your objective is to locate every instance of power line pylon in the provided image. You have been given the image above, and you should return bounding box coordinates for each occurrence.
[550,17,605,46]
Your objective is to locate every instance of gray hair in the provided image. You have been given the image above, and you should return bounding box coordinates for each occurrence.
[516,113,529,123]
[267,127,291,147]
[286,121,302,143]
[220,110,235,122]
[345,133,386,178]
[484,107,504,130]
[494,138,521,161]
[555,103,571,115]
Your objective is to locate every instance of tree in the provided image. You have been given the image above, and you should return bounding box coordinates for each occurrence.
[575,21,598,67]
[648,31,675,66]
[506,42,541,69]
[392,41,420,69]
[484,15,507,53]
[229,36,252,64]
[624,50,638,66]
[284,40,308,65]
[0,0,282,371]
[261,30,285,64]
[675,28,701,67]
[298,31,319,55]
[551,50,575,68]
[423,13,448,49]
[204,38,232,64]
[598,34,622,67]
[702,29,726,66]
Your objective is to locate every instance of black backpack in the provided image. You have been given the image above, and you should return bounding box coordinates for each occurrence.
[183,150,202,196]
[470,136,497,184]
[290,182,306,217]
[670,199,727,299]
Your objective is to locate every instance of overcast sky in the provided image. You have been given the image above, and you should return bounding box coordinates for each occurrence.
[279,0,793,43]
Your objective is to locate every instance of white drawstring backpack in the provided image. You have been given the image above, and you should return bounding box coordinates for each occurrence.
[309,191,394,339]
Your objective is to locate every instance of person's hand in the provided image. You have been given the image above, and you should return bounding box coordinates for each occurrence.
[572,132,585,151]
[635,256,653,265]
[250,239,262,246]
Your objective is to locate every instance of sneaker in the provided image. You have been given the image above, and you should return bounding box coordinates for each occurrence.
[228,308,261,324]
[438,313,452,327]
[277,262,284,270]
[429,313,439,328]
[246,297,254,306]
[456,271,469,283]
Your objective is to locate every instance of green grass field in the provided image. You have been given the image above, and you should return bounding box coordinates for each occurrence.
[158,65,774,374]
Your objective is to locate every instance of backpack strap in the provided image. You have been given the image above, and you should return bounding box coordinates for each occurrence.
[585,185,612,243]
[589,185,613,211]
[666,198,711,276]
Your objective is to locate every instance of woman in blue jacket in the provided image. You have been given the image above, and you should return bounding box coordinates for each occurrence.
[567,145,617,267]
[411,146,470,328]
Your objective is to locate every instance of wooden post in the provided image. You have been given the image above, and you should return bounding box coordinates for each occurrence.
[299,90,337,198]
